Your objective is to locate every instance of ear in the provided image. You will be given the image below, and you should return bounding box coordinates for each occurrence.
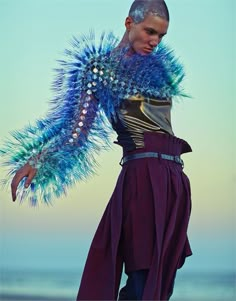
[125,16,134,31]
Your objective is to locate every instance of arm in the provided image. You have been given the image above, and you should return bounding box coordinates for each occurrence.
[1,32,117,205]
[9,93,101,203]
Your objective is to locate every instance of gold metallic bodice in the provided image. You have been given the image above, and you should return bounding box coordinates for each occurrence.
[112,94,174,150]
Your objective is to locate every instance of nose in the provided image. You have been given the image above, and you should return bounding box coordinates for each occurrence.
[149,36,161,48]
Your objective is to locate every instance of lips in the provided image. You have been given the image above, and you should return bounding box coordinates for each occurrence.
[143,48,153,53]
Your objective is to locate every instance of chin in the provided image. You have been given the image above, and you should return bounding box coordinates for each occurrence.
[139,51,152,56]
[129,47,151,56]
[138,47,153,55]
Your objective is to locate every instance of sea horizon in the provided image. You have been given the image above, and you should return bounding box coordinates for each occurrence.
[0,267,235,301]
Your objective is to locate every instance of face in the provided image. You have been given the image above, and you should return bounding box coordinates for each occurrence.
[125,14,169,55]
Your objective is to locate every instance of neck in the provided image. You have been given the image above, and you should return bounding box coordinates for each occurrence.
[117,32,129,47]
[116,31,135,56]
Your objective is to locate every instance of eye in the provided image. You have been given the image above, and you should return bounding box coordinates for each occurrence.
[145,28,156,35]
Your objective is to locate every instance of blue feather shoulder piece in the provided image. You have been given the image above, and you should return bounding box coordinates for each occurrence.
[0,31,186,205]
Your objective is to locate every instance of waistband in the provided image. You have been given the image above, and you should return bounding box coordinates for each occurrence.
[120,151,184,167]
[122,132,192,157]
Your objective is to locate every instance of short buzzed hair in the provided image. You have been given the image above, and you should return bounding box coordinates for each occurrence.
[129,0,169,23]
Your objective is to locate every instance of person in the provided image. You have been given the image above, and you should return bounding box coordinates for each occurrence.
[1,0,192,300]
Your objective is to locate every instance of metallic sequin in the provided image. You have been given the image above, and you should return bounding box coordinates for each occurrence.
[83,102,89,108]
[72,133,78,139]
[85,96,91,101]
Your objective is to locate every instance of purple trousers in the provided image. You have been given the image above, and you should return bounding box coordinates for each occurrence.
[77,132,192,300]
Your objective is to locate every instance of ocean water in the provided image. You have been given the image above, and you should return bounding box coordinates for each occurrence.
[0,268,235,301]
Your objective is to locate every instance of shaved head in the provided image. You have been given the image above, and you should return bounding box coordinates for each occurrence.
[129,0,169,24]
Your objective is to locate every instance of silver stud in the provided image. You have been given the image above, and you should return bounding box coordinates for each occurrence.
[93,68,98,73]
[85,95,91,101]
[72,133,78,139]
[78,122,84,127]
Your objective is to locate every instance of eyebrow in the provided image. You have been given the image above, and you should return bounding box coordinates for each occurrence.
[144,27,167,36]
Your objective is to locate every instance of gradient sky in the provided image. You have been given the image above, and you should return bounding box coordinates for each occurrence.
[0,0,235,276]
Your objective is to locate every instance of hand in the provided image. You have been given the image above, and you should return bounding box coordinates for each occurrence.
[11,163,37,202]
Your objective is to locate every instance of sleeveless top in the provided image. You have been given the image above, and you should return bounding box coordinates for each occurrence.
[112,94,174,151]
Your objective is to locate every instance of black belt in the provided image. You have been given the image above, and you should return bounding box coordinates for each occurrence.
[120,151,184,167]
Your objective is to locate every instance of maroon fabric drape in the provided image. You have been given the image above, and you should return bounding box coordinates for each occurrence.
[77,132,192,300]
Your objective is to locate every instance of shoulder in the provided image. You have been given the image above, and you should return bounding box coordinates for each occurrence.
[63,31,118,69]
[51,31,120,99]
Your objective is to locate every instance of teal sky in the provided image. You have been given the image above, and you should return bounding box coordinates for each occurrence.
[0,0,235,277]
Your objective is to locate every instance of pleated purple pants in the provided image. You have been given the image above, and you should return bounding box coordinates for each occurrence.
[77,132,192,300]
